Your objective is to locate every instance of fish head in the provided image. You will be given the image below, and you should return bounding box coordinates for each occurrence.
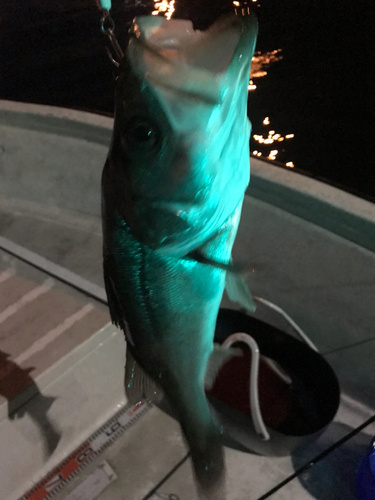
[104,13,258,255]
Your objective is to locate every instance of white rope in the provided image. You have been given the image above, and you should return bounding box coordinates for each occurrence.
[220,296,318,441]
[253,296,319,352]
[222,332,270,441]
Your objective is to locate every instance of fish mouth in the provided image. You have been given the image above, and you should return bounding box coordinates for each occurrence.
[128,13,258,104]
[140,15,242,73]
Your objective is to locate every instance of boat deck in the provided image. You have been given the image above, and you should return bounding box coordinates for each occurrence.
[0,100,375,500]
[0,249,108,386]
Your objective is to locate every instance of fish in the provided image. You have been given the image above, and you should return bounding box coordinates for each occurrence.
[101,12,258,499]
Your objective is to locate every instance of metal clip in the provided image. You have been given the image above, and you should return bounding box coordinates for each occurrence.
[101,11,124,67]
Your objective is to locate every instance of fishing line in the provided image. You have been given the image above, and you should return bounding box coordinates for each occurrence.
[256,413,375,500]
[141,454,191,500]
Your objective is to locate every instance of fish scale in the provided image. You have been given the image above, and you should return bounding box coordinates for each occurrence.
[104,209,233,350]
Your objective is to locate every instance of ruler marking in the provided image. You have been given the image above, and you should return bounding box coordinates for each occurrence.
[64,461,117,500]
[20,402,149,500]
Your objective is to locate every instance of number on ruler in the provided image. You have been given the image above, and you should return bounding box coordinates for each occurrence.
[45,474,64,492]
[77,447,94,463]
[105,421,122,436]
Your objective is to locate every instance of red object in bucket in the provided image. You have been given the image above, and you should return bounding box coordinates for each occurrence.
[206,344,293,429]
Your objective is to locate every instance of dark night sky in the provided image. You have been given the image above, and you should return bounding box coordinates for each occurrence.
[0,0,374,200]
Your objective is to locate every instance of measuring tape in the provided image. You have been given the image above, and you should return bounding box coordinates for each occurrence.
[19,401,149,500]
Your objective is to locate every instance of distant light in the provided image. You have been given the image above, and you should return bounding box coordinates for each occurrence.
[253,150,259,155]
[277,137,285,142]
[257,152,262,156]
[270,150,278,155]
[263,117,270,125]
[165,0,175,19]
[251,50,283,79]
[273,134,281,140]
[153,0,174,16]
[248,79,257,91]
[264,138,274,144]
[268,130,275,136]
[286,162,295,168]
[285,134,295,139]
[253,71,267,78]
[233,1,240,5]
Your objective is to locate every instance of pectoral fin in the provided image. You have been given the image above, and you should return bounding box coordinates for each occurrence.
[225,271,256,312]
[186,251,256,312]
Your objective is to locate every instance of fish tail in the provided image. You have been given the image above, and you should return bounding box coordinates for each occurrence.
[189,425,226,500]
[178,400,226,500]
[125,349,226,497]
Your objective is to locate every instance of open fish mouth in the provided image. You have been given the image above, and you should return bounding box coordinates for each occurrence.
[128,13,257,105]
[136,15,242,72]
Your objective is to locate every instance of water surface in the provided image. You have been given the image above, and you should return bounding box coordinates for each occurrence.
[1,0,373,200]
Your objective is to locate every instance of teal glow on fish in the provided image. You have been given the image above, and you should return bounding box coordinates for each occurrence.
[102,13,258,499]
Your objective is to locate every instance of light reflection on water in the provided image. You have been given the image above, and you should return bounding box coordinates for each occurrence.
[248,51,283,91]
[249,51,294,166]
[250,49,283,80]
[151,0,294,167]
[252,119,295,166]
[152,0,175,19]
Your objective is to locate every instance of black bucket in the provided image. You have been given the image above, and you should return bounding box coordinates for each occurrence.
[207,308,341,456]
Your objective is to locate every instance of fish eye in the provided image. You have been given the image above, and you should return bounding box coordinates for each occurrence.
[124,117,160,152]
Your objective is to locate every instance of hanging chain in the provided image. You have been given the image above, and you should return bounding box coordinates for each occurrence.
[100,5,124,67]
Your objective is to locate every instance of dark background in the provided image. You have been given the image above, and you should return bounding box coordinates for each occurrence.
[1,0,374,201]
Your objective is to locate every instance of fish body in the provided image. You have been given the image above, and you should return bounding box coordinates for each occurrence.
[102,13,257,499]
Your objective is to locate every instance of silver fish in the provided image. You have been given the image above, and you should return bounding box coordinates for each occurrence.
[102,13,258,499]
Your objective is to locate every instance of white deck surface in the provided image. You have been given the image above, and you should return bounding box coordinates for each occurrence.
[0,101,374,500]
